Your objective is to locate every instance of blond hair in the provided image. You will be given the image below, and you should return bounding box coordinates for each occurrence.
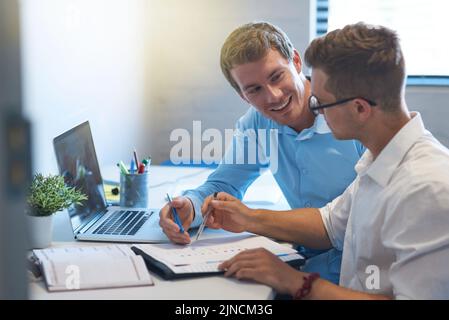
[304,22,405,112]
[220,22,294,92]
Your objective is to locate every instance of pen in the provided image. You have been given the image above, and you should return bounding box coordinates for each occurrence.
[166,194,185,233]
[133,149,140,168]
[130,159,135,173]
[195,192,218,241]
[142,157,151,173]
[117,161,129,175]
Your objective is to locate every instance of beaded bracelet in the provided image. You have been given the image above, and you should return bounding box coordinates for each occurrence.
[294,272,320,300]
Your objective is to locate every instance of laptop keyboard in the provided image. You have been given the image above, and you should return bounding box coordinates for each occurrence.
[93,210,153,236]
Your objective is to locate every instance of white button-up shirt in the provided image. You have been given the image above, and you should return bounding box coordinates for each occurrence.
[320,112,449,299]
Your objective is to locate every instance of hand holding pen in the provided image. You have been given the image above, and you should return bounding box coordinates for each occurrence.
[159,196,195,244]
[195,192,218,241]
[199,192,249,234]
[166,194,185,233]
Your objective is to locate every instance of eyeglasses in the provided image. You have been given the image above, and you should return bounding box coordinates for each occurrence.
[308,95,376,116]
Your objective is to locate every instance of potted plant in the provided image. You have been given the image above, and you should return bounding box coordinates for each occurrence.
[27,173,87,248]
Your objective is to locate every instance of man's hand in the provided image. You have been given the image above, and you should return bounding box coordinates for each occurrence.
[218,248,303,296]
[159,196,194,244]
[219,248,392,300]
[201,192,253,233]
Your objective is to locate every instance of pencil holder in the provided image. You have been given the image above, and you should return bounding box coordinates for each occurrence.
[119,172,150,208]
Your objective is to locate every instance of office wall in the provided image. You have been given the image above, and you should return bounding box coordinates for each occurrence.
[21,0,149,174]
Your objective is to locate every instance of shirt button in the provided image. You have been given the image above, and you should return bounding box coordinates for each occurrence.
[302,168,308,175]
[304,202,312,208]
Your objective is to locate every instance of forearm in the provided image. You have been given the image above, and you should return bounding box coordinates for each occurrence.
[246,208,333,249]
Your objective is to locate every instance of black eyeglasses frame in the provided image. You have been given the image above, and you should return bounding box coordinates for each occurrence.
[308,95,376,115]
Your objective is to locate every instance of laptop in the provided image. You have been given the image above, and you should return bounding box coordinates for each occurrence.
[53,121,169,243]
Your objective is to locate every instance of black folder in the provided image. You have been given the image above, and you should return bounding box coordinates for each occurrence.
[131,246,223,280]
[131,245,304,280]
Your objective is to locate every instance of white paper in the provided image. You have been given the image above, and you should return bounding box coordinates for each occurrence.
[134,236,301,274]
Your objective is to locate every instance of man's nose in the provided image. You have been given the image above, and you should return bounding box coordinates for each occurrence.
[265,85,283,102]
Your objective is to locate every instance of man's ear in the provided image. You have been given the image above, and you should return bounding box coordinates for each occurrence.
[354,99,373,122]
[293,49,303,73]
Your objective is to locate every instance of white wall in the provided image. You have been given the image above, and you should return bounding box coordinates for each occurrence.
[21,0,149,174]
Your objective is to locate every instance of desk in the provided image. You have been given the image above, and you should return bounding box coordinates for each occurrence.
[29,165,290,300]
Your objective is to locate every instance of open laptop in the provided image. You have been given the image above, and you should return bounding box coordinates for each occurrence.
[53,121,168,243]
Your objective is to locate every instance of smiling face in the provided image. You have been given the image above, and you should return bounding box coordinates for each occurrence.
[230,49,313,132]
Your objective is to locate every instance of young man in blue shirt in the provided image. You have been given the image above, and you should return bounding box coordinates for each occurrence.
[159,22,364,284]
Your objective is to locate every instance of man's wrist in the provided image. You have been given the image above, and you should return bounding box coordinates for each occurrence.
[293,272,320,300]
[244,208,259,233]
[185,197,196,228]
[286,271,304,297]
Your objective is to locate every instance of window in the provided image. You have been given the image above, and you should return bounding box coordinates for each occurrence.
[315,0,449,86]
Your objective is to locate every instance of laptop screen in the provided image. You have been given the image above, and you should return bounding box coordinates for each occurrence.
[53,121,107,231]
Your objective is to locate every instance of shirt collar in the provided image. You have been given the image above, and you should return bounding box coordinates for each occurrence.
[355,112,426,187]
[278,114,331,140]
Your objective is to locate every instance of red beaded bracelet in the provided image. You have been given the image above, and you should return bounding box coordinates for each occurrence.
[294,272,320,300]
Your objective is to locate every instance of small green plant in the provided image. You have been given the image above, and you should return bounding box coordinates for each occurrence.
[27,173,88,216]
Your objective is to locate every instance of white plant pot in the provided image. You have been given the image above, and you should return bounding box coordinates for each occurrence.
[28,214,53,249]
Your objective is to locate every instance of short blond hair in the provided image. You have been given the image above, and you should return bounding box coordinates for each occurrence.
[220,22,294,92]
[304,22,405,112]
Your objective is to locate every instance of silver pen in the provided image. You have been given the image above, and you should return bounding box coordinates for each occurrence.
[195,192,218,241]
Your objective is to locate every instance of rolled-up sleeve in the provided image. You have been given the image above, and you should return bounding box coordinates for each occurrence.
[183,192,205,228]
[319,180,356,250]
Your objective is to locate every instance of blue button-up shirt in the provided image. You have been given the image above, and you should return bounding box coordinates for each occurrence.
[185,108,365,227]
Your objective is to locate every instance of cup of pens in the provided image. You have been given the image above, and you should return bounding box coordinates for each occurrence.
[118,153,151,208]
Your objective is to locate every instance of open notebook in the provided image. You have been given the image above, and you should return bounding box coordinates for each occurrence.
[32,245,153,291]
[131,235,304,279]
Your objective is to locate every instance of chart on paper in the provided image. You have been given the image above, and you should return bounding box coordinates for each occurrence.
[135,235,298,267]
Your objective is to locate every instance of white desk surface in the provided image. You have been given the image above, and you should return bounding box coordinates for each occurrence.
[29,165,290,300]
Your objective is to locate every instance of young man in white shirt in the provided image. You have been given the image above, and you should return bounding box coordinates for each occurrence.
[203,22,449,299]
